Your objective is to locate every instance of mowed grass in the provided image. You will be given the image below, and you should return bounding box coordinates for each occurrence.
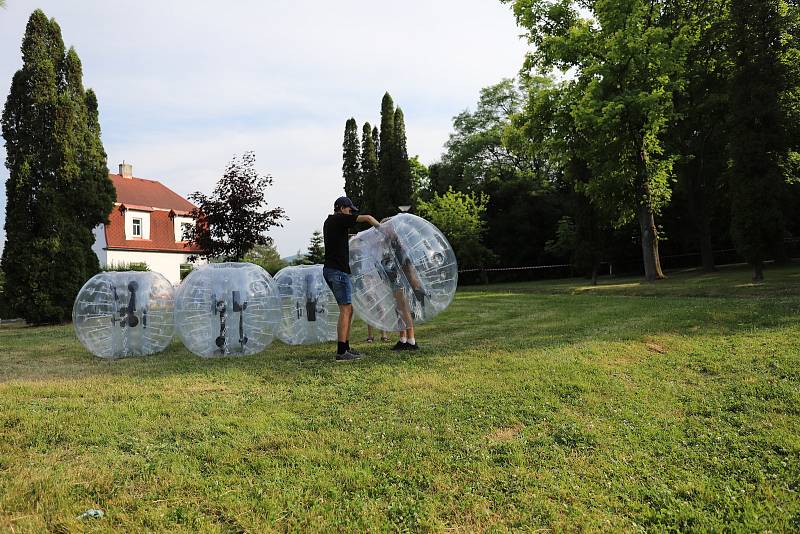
[1,264,799,532]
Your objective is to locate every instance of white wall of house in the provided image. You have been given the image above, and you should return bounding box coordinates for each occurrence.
[173,215,194,242]
[91,225,107,266]
[105,249,204,284]
[124,209,151,240]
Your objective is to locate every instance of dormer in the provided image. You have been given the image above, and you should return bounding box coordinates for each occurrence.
[169,209,195,243]
[119,203,153,240]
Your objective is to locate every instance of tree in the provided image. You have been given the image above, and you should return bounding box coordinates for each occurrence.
[376,92,396,218]
[409,155,429,204]
[434,77,566,269]
[299,230,326,265]
[664,0,732,272]
[505,0,700,281]
[186,152,287,262]
[1,10,115,323]
[393,107,413,209]
[342,118,362,208]
[360,121,379,215]
[728,0,788,280]
[417,188,495,270]
[244,242,287,276]
[372,125,380,156]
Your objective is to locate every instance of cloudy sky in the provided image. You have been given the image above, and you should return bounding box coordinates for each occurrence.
[0,0,529,257]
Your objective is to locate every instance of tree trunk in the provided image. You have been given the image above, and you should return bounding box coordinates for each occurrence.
[590,261,599,286]
[637,204,666,281]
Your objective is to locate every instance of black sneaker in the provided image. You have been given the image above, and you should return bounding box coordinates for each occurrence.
[347,348,362,356]
[391,341,408,351]
[335,350,362,362]
[405,342,419,350]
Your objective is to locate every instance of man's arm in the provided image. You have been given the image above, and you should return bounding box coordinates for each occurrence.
[356,214,380,227]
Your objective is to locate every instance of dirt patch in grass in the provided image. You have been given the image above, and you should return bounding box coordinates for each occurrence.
[486,423,524,442]
[644,340,667,354]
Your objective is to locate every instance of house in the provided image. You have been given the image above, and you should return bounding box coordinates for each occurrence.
[92,162,205,284]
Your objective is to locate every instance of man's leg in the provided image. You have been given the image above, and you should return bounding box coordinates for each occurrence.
[323,267,359,359]
[338,303,353,343]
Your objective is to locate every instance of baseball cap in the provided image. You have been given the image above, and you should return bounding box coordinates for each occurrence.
[334,196,359,213]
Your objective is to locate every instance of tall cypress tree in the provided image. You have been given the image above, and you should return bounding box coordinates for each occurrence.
[1,10,114,323]
[342,117,362,208]
[728,0,787,281]
[372,125,380,157]
[360,121,379,216]
[393,107,413,209]
[377,92,396,218]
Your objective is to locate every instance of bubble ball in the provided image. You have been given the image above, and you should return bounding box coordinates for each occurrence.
[349,213,458,332]
[72,271,176,359]
[174,262,282,357]
[274,264,339,345]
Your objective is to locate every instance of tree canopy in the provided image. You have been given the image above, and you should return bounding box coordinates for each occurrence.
[186,152,286,262]
[1,9,115,323]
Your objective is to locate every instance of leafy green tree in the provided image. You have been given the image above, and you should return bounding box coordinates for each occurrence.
[244,242,287,275]
[360,121,379,216]
[434,77,565,269]
[417,188,495,270]
[186,152,287,262]
[728,0,788,280]
[299,230,326,265]
[342,117,362,208]
[442,79,544,190]
[372,125,380,156]
[393,107,413,209]
[517,77,614,283]
[1,9,115,323]
[663,0,733,272]
[780,1,800,241]
[377,92,396,218]
[505,0,700,281]
[409,155,429,204]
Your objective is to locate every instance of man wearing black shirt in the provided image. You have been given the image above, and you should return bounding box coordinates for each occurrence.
[323,196,380,361]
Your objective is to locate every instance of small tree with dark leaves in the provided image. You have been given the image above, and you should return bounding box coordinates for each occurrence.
[186,152,287,261]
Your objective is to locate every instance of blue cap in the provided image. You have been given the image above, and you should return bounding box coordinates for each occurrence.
[334,196,359,213]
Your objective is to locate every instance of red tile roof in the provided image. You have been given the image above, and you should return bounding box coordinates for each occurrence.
[109,173,196,212]
[105,206,202,253]
[104,173,201,253]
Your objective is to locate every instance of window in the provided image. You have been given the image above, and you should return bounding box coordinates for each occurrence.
[181,222,192,241]
[132,218,142,237]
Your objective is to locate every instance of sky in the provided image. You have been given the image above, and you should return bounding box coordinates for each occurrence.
[0,0,530,258]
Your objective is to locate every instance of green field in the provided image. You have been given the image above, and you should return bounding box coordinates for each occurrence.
[1,265,799,532]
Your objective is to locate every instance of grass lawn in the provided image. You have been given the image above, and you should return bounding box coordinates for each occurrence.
[1,264,799,532]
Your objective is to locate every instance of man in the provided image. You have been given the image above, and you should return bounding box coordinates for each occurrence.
[322,196,380,361]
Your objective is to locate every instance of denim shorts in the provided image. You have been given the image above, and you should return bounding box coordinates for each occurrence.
[322,267,352,305]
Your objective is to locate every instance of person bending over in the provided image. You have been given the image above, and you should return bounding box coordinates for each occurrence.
[322,196,380,361]
[380,218,425,351]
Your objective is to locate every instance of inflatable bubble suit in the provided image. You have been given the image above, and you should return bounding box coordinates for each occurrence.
[274,264,339,345]
[72,271,175,358]
[174,262,282,357]
[349,213,458,332]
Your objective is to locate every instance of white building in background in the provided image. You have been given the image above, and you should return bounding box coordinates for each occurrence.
[92,163,205,284]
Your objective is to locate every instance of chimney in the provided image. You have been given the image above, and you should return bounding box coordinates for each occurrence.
[119,161,133,179]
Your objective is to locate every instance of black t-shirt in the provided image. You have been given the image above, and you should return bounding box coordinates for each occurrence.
[323,212,359,273]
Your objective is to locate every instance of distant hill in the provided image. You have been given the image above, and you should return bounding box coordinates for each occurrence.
[281,254,302,263]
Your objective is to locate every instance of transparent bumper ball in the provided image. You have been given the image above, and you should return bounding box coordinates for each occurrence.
[349,213,458,332]
[274,264,339,345]
[72,271,176,358]
[174,262,282,357]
